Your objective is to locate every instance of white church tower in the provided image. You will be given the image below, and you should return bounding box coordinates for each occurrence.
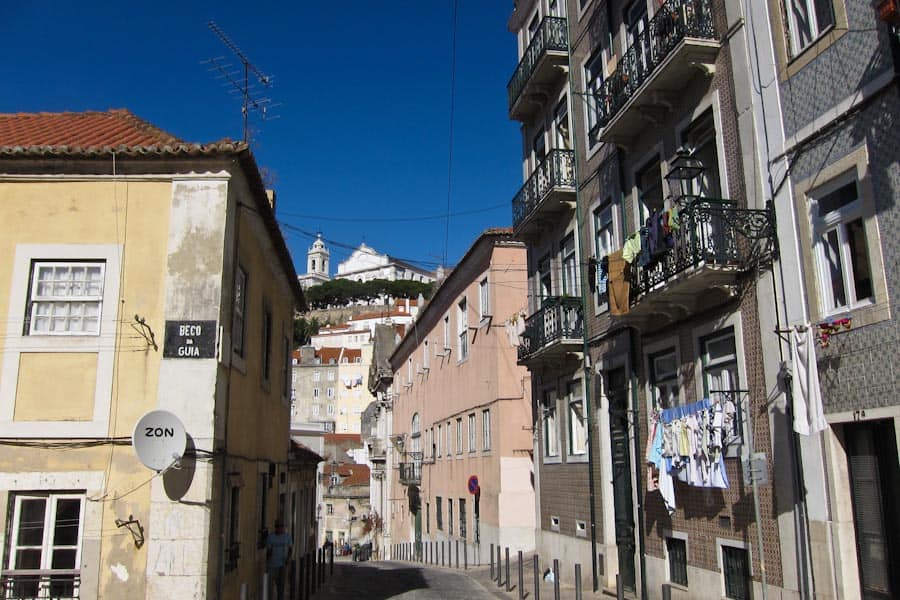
[298,233,332,289]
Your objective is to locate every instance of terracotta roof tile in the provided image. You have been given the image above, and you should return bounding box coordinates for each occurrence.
[0,109,186,150]
[323,462,370,486]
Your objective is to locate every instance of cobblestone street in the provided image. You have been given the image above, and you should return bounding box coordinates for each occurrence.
[309,554,584,599]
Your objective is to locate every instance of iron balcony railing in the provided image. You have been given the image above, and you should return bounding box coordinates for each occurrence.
[507,16,568,110]
[518,296,584,361]
[512,149,576,230]
[399,451,423,485]
[0,570,80,599]
[590,0,716,137]
[628,198,776,299]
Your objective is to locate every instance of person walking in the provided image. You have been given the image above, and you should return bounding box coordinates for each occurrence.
[265,519,292,600]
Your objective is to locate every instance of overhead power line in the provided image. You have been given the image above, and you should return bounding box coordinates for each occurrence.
[277,202,507,223]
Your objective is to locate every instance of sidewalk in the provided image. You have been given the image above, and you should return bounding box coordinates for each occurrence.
[409,550,589,599]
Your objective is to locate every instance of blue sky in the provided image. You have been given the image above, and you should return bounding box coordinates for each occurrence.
[2,1,521,274]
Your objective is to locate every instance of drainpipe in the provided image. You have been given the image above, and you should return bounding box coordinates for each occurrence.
[563,12,600,593]
[629,327,648,600]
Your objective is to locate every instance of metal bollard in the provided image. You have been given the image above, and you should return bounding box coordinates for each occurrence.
[497,545,503,587]
[533,554,540,600]
[490,543,495,580]
[506,547,511,592]
[464,542,468,570]
[553,558,560,600]
[575,564,582,600]
[455,540,459,569]
[330,546,334,575]
[617,574,624,600]
[518,550,524,600]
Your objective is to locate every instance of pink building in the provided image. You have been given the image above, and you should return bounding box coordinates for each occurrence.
[388,229,535,562]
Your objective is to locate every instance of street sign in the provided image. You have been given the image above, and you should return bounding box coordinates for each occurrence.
[132,410,187,471]
[467,475,480,494]
[163,320,217,358]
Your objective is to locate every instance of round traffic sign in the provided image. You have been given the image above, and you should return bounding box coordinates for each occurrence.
[467,475,480,494]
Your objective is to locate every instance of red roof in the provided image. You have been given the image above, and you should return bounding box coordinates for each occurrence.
[323,462,370,486]
[0,109,184,149]
[317,347,342,364]
[351,309,409,321]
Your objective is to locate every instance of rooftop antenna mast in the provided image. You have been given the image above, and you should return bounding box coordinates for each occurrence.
[203,21,279,143]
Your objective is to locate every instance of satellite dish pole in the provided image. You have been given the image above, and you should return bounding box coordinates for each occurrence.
[204,21,279,143]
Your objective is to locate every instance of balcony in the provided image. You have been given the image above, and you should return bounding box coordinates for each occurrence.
[399,452,422,485]
[0,570,80,599]
[620,198,776,325]
[518,296,584,364]
[508,16,569,121]
[368,438,386,462]
[590,0,719,145]
[512,149,576,241]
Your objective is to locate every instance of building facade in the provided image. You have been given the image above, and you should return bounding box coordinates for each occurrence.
[387,229,535,564]
[507,0,593,584]
[751,1,900,598]
[0,110,306,600]
[335,243,436,284]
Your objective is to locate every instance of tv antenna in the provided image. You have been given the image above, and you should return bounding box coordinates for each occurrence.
[203,21,280,143]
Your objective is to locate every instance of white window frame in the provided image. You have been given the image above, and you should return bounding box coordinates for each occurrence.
[593,199,616,312]
[481,409,491,451]
[567,380,587,459]
[457,297,469,360]
[7,493,85,579]
[327,370,335,381]
[468,413,476,453]
[561,233,578,297]
[313,370,321,382]
[437,424,443,457]
[312,405,320,417]
[443,315,451,353]
[583,46,605,151]
[313,388,320,399]
[647,346,680,410]
[785,0,835,57]
[326,387,334,399]
[810,174,874,315]
[27,261,105,336]
[479,277,490,320]
[542,390,560,462]
[326,404,334,416]
[456,417,463,455]
[446,421,452,456]
[697,324,744,456]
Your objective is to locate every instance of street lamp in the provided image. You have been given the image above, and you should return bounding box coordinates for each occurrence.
[665,146,705,201]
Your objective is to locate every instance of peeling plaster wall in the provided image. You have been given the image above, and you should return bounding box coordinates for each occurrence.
[145,178,228,599]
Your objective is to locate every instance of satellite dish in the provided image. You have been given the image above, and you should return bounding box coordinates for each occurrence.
[132,410,187,472]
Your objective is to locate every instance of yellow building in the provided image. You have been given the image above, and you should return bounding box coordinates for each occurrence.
[0,110,307,599]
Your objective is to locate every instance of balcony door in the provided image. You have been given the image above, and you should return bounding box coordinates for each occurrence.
[625,1,650,82]
[845,420,900,600]
[680,109,721,199]
[606,366,636,592]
